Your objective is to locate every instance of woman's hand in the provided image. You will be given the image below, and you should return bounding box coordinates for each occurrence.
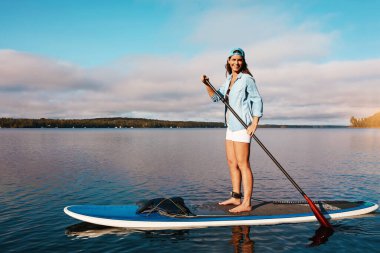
[201,75,209,85]
[247,117,259,136]
[246,123,257,136]
[201,74,215,98]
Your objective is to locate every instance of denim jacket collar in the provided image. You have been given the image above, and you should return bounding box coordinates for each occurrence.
[227,72,243,81]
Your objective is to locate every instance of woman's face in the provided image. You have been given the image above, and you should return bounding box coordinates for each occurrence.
[228,55,244,73]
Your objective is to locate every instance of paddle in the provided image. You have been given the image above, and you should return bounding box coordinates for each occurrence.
[204,79,333,229]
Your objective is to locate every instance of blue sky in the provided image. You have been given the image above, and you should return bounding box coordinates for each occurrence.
[1,0,379,65]
[0,0,379,124]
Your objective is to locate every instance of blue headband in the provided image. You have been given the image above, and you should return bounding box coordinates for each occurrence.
[228,48,245,58]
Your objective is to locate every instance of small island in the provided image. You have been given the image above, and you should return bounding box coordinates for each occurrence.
[350,112,380,128]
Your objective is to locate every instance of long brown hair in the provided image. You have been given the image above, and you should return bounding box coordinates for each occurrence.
[225,56,253,77]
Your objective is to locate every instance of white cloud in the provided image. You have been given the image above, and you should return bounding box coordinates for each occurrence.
[0,50,101,92]
[256,59,380,124]
[188,4,291,47]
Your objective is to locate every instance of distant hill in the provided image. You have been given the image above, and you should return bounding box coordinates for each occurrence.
[350,112,380,128]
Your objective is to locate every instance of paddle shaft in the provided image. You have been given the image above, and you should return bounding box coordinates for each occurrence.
[205,79,332,229]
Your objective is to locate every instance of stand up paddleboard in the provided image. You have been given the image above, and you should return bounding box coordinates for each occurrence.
[64,198,378,230]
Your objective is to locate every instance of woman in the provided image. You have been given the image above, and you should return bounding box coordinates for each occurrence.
[201,48,263,213]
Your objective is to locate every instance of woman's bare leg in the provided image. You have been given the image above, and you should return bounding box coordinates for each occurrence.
[229,141,253,213]
[219,140,242,206]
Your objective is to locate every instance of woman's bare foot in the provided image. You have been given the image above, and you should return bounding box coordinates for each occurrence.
[229,203,252,213]
[218,197,241,206]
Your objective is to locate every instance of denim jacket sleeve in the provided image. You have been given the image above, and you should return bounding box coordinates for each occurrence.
[210,82,227,102]
[246,77,263,118]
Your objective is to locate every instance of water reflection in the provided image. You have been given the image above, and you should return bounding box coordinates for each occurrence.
[230,226,254,253]
[65,222,333,249]
[65,222,133,238]
[65,222,189,239]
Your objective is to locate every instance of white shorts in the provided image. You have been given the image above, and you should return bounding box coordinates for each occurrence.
[226,127,251,143]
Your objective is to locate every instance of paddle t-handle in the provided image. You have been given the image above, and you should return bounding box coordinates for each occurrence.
[204,78,333,229]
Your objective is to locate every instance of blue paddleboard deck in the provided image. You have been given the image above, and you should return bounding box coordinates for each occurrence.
[64,200,378,229]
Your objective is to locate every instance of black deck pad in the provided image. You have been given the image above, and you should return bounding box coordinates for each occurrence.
[192,201,363,216]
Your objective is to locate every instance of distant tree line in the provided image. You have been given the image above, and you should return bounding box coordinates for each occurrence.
[0,117,352,129]
[350,112,380,128]
[0,117,225,128]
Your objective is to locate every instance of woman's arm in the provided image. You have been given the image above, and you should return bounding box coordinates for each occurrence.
[201,75,226,102]
[246,77,263,118]
[246,77,263,135]
[201,75,215,98]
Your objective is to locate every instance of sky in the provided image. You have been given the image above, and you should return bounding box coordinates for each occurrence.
[0,0,379,125]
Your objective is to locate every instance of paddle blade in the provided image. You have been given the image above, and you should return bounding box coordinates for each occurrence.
[308,226,334,247]
[304,195,333,229]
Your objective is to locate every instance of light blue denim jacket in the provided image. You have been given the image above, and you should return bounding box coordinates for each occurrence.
[211,73,263,131]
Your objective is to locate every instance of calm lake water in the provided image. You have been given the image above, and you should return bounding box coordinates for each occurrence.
[0,128,379,252]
